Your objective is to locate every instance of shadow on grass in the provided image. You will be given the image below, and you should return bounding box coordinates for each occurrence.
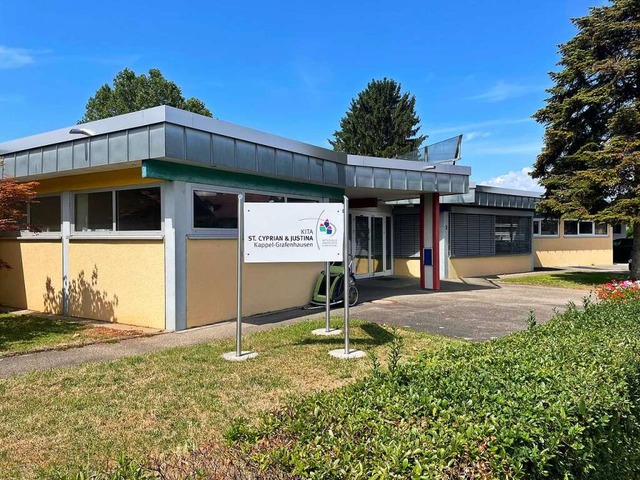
[295,322,396,348]
[540,271,628,286]
[0,315,84,353]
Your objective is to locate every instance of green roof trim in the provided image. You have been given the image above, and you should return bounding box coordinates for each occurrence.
[142,159,344,199]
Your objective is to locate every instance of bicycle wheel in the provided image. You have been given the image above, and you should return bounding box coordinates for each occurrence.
[348,285,359,307]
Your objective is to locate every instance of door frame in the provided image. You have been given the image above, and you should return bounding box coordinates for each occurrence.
[350,211,393,278]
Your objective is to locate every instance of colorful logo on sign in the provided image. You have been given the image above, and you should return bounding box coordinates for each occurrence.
[319,218,336,236]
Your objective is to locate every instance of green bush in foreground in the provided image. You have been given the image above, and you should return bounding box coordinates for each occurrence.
[231,298,640,479]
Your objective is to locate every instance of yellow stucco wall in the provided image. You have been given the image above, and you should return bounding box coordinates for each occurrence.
[534,236,613,267]
[0,240,63,313]
[394,258,421,277]
[186,239,321,328]
[67,240,165,329]
[35,167,157,194]
[448,254,532,279]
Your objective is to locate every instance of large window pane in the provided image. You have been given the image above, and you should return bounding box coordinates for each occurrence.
[116,188,161,231]
[75,192,113,231]
[579,221,594,235]
[540,219,558,236]
[193,191,238,228]
[564,220,578,235]
[30,196,61,232]
[595,223,608,235]
[495,216,531,254]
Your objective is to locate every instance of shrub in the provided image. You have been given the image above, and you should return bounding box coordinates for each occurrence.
[231,298,640,479]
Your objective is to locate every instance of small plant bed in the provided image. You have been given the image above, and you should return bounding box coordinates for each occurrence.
[500,270,629,289]
[0,314,146,358]
[0,319,453,478]
[227,296,640,478]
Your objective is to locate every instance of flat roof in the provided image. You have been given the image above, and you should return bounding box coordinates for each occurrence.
[0,106,471,196]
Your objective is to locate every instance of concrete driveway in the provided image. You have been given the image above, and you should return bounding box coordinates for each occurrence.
[350,277,588,341]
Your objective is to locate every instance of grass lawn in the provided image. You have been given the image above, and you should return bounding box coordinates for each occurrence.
[0,314,145,358]
[499,271,629,289]
[0,318,458,478]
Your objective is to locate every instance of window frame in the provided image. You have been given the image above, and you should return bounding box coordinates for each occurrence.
[187,183,324,238]
[8,194,64,238]
[533,218,560,237]
[71,184,164,237]
[563,219,609,238]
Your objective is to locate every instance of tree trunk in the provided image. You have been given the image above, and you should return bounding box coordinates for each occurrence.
[632,221,640,281]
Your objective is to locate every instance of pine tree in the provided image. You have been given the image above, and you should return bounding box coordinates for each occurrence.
[329,78,426,158]
[532,0,640,278]
[80,68,212,122]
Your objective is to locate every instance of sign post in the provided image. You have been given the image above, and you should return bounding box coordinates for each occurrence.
[222,194,258,362]
[226,200,362,361]
[328,196,365,360]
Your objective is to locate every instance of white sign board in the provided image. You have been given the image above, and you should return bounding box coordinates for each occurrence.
[244,203,344,263]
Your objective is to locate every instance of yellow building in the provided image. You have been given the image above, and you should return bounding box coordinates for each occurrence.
[0,107,469,330]
[533,218,612,267]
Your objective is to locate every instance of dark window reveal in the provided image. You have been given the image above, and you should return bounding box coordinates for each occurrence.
[193,191,238,229]
[116,188,161,231]
[29,196,61,232]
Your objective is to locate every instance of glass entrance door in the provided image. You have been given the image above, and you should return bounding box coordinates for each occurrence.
[351,213,393,277]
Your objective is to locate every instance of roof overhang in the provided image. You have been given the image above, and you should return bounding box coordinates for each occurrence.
[0,106,471,196]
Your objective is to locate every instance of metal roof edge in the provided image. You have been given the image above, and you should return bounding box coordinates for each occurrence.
[474,184,542,198]
[0,106,347,164]
[346,154,471,175]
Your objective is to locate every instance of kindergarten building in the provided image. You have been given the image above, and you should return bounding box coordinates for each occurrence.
[0,107,468,330]
[0,107,613,330]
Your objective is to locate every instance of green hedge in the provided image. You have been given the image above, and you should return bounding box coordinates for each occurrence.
[231,298,640,479]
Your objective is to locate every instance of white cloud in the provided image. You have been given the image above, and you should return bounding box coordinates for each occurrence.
[464,131,491,142]
[0,46,34,69]
[481,167,542,191]
[469,81,547,103]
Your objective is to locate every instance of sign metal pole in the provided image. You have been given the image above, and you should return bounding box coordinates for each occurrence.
[343,196,350,354]
[325,261,331,331]
[236,193,244,357]
[223,194,257,361]
[329,196,364,359]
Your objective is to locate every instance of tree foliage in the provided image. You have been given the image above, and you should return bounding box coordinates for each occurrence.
[329,78,426,158]
[80,68,212,122]
[532,0,640,277]
[0,175,38,269]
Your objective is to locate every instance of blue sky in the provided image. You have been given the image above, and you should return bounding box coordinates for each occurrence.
[0,0,603,190]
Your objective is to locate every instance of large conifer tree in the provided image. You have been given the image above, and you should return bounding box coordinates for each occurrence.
[532,0,640,278]
[329,78,426,158]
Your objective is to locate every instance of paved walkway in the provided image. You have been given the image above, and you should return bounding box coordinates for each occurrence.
[0,275,596,378]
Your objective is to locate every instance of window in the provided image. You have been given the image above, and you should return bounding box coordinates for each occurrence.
[74,187,161,232]
[18,196,62,233]
[495,216,531,255]
[117,188,161,231]
[449,214,495,257]
[393,212,420,258]
[564,220,608,237]
[192,189,321,231]
[193,191,238,229]
[613,223,623,235]
[533,219,559,236]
